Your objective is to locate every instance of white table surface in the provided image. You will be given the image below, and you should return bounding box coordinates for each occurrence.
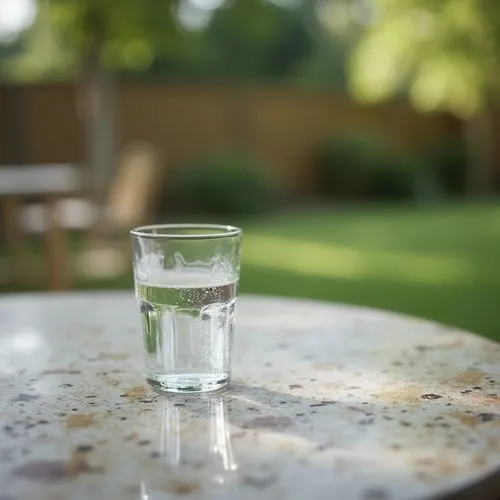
[0,292,499,500]
[0,164,81,196]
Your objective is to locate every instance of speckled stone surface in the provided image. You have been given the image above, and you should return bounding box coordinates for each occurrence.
[0,292,499,500]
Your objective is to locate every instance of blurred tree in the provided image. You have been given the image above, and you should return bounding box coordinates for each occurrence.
[1,3,75,81]
[295,0,359,89]
[1,0,350,85]
[203,0,309,79]
[0,40,25,73]
[44,0,187,210]
[346,0,500,193]
[142,0,313,82]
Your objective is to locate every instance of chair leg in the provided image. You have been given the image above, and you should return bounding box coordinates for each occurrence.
[44,196,71,291]
[1,196,26,286]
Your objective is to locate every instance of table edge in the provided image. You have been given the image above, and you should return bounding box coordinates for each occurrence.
[0,290,495,345]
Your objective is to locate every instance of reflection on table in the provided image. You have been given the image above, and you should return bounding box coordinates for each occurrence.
[141,396,237,499]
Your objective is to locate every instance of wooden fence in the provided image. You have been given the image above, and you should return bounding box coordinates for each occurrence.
[0,82,462,195]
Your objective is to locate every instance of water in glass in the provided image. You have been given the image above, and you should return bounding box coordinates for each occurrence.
[136,268,237,393]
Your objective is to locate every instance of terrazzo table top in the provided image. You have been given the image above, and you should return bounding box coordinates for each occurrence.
[0,292,499,500]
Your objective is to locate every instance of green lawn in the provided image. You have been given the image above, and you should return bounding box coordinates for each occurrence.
[3,202,499,341]
[239,202,500,341]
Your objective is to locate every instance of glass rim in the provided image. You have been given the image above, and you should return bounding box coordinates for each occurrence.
[130,223,242,240]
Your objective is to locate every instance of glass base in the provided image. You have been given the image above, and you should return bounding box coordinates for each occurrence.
[147,373,229,394]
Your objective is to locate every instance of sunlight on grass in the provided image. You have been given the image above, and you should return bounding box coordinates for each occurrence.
[244,234,473,285]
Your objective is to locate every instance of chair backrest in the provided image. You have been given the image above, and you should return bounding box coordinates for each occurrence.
[105,142,165,230]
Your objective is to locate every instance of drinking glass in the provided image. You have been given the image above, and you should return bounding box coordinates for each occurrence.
[130,224,242,393]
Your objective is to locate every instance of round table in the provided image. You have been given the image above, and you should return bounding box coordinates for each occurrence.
[0,293,499,500]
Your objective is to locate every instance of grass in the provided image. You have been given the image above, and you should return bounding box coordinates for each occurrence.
[240,201,500,341]
[2,201,499,341]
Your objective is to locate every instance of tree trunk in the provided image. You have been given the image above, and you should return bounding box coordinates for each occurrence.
[79,40,117,218]
[463,108,495,195]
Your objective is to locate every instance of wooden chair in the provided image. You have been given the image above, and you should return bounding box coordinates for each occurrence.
[0,145,164,290]
[79,142,165,281]
[0,164,81,291]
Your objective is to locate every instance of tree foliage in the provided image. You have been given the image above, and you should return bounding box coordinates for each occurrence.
[47,0,184,70]
[2,3,75,80]
[347,0,500,117]
[0,0,342,84]
[146,0,312,81]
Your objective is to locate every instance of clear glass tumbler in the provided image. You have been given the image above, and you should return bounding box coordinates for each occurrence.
[130,224,242,394]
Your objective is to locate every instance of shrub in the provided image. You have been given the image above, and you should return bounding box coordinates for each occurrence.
[317,132,421,200]
[369,152,426,199]
[172,151,278,216]
[423,140,468,196]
